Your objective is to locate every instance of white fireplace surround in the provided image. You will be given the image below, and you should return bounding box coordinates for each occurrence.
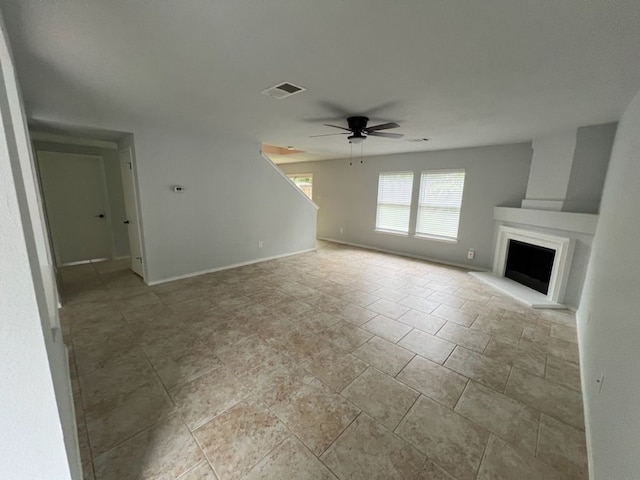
[493,226,575,304]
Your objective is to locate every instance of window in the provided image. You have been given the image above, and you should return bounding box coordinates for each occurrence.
[375,171,413,234]
[416,169,465,240]
[287,174,313,200]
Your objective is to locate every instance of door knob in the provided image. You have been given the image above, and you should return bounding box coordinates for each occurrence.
[123,220,130,224]
[95,214,105,218]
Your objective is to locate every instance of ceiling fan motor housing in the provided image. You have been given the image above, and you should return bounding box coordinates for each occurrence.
[347,116,369,134]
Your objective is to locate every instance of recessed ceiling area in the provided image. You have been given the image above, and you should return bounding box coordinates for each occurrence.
[262,143,316,164]
[2,1,640,161]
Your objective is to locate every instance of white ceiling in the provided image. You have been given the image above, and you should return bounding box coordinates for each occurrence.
[2,1,640,162]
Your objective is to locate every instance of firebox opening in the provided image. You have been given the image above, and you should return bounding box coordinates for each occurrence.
[504,240,555,295]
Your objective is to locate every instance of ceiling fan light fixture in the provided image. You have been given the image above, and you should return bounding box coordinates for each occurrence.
[348,134,366,144]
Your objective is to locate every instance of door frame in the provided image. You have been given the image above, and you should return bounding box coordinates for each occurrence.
[35,150,116,266]
[119,145,146,279]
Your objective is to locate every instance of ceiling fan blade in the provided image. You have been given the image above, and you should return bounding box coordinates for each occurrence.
[323,123,352,131]
[310,132,350,138]
[366,122,400,132]
[368,131,404,139]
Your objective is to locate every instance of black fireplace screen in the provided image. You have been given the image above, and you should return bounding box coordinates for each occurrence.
[504,240,555,294]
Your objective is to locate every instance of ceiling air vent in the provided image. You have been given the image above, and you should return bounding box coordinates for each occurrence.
[260,82,306,100]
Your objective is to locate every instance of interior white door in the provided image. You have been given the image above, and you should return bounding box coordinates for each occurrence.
[37,151,112,266]
[119,147,144,278]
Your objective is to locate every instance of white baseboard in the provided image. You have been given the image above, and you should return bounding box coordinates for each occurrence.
[60,257,110,267]
[317,237,485,272]
[146,247,317,286]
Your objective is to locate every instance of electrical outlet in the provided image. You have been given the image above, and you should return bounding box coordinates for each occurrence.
[339,227,344,235]
[258,240,263,248]
[467,248,475,260]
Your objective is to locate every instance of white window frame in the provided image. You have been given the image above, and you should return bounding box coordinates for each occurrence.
[287,173,313,200]
[414,169,465,242]
[374,171,414,235]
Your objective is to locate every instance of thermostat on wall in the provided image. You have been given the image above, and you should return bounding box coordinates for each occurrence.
[172,185,186,193]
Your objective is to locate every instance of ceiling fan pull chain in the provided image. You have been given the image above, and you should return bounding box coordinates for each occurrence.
[360,142,364,164]
[349,142,353,166]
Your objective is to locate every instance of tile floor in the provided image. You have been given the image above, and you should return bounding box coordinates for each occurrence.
[61,241,588,480]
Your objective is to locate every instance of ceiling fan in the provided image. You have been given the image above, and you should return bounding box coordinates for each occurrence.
[311,116,403,144]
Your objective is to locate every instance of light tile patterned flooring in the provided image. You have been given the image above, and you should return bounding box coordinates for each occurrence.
[61,241,588,480]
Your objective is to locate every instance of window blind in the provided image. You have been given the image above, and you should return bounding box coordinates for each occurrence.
[375,171,413,233]
[416,169,465,240]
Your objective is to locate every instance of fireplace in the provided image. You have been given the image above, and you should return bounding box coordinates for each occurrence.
[490,226,575,305]
[470,207,597,308]
[504,239,556,294]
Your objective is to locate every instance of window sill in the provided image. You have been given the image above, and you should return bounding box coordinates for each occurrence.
[374,229,409,237]
[413,234,458,244]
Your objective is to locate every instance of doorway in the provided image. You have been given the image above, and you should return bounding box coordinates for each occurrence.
[37,151,114,266]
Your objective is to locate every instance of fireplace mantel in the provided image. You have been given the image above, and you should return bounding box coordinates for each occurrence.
[493,207,599,235]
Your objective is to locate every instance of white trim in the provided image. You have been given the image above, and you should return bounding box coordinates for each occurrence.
[493,226,574,304]
[520,199,564,211]
[145,247,317,286]
[575,316,594,478]
[260,151,319,210]
[413,233,458,244]
[31,131,119,149]
[318,237,483,271]
[286,172,314,201]
[373,229,409,237]
[60,257,110,267]
[469,272,565,309]
[494,206,599,235]
[119,146,146,279]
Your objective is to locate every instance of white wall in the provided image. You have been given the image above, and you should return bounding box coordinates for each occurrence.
[32,140,131,259]
[577,88,640,478]
[131,127,317,283]
[0,14,76,479]
[280,142,532,270]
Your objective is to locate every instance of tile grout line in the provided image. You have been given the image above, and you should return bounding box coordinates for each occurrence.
[190,424,223,480]
[315,409,364,460]
[392,392,422,436]
[473,430,492,479]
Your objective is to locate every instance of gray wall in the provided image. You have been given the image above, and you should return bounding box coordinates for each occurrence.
[281,142,532,270]
[32,140,131,259]
[577,89,640,478]
[131,127,318,284]
[564,123,616,213]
